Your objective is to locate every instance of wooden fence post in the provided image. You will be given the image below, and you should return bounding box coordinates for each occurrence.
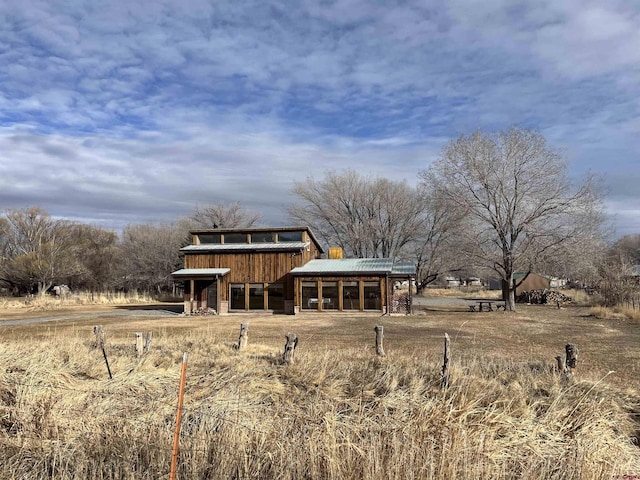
[282,333,298,365]
[565,344,578,375]
[144,332,152,353]
[441,332,450,389]
[93,325,104,349]
[237,323,249,351]
[135,332,144,356]
[374,325,385,357]
[555,355,566,373]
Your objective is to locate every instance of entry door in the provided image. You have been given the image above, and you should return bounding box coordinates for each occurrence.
[207,281,218,310]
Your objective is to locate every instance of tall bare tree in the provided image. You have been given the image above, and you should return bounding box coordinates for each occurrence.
[421,128,605,311]
[0,207,84,294]
[289,170,426,259]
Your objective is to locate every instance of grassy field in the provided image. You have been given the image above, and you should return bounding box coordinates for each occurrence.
[0,302,639,479]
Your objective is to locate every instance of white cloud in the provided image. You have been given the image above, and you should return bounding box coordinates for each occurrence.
[0,0,638,236]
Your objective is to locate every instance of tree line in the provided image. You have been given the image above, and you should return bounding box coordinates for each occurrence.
[0,204,260,297]
[1,128,636,311]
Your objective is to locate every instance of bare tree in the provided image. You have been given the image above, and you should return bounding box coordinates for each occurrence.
[189,203,261,230]
[72,224,121,292]
[421,128,605,311]
[118,222,185,294]
[410,186,466,292]
[289,170,426,259]
[0,207,84,295]
[610,234,640,265]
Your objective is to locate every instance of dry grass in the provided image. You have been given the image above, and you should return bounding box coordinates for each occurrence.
[0,292,157,311]
[423,287,502,299]
[589,305,640,322]
[1,306,639,479]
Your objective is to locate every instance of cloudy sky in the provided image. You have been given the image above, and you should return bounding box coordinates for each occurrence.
[0,0,638,236]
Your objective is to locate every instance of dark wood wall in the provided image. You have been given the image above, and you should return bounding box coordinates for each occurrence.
[184,244,320,302]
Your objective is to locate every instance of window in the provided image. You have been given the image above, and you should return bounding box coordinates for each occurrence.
[268,283,284,311]
[198,234,221,244]
[343,281,360,310]
[249,284,265,310]
[321,281,338,310]
[278,231,303,242]
[364,281,381,310]
[224,233,248,244]
[302,281,318,310]
[230,284,245,310]
[251,232,274,243]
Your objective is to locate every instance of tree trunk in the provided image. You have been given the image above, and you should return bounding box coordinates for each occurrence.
[504,271,516,311]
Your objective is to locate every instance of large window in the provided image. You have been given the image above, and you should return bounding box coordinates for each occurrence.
[278,231,303,242]
[321,281,338,310]
[343,281,360,310]
[364,281,381,310]
[249,284,264,310]
[230,284,246,310]
[268,283,284,311]
[302,281,318,310]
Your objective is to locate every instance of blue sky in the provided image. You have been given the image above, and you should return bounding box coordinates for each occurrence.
[0,0,638,236]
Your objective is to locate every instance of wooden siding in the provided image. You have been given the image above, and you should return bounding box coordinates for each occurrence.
[184,250,315,302]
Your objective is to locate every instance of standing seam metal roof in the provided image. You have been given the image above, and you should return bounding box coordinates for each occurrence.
[291,258,408,275]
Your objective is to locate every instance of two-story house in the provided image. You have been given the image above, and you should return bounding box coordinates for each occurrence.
[171,226,415,314]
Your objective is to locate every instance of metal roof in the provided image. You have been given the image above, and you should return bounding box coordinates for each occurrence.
[391,262,417,275]
[291,258,396,275]
[181,242,309,253]
[171,268,230,278]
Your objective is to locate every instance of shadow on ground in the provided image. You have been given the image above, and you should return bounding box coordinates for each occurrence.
[114,303,184,314]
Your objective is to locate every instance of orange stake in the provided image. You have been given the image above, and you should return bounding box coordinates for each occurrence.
[170,352,188,480]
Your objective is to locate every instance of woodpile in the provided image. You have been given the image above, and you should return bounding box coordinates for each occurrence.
[516,289,572,305]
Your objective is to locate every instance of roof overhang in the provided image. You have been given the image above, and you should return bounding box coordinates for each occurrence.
[171,268,230,279]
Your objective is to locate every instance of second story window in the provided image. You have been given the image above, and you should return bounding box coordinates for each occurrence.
[224,233,248,244]
[277,231,303,242]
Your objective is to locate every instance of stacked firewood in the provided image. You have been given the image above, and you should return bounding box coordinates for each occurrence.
[516,290,573,305]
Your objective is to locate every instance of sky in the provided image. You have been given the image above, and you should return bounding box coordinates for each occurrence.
[0,0,639,237]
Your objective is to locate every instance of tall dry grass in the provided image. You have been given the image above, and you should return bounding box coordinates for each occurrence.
[0,291,157,311]
[1,326,638,479]
[589,305,640,322]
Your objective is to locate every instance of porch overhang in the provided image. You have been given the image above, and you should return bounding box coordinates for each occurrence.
[171,268,230,279]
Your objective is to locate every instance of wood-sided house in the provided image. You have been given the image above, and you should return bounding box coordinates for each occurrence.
[171,226,415,315]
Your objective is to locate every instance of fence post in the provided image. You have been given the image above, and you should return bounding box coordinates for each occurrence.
[237,323,249,350]
[169,352,188,480]
[283,333,298,365]
[441,332,450,389]
[94,325,112,380]
[555,355,566,373]
[93,325,105,349]
[135,332,144,356]
[144,332,152,353]
[374,325,385,356]
[565,344,578,376]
